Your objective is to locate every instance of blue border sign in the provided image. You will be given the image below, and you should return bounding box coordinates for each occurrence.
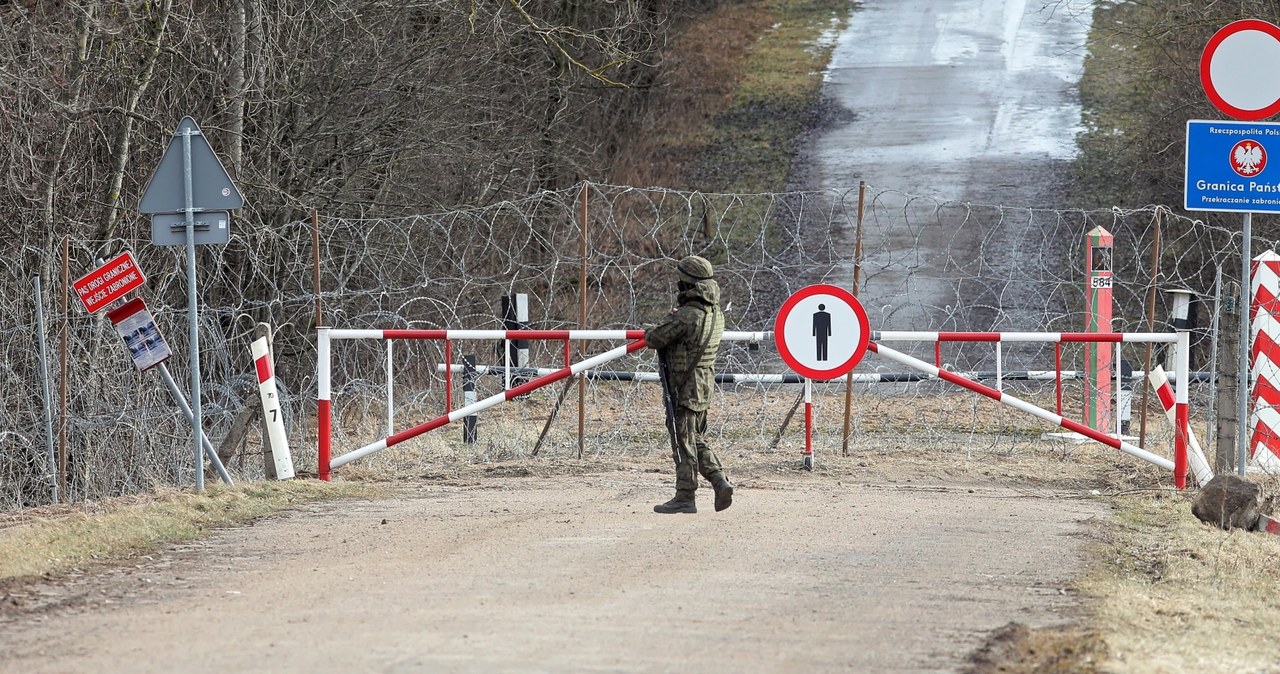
[1186,119,1280,212]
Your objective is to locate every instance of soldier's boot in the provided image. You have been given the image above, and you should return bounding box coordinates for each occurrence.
[711,475,734,512]
[654,495,697,514]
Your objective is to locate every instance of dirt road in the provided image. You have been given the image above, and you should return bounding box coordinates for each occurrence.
[1,459,1107,673]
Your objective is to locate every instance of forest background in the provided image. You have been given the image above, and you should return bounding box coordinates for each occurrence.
[2,0,1278,491]
[3,0,1273,276]
[6,4,1280,670]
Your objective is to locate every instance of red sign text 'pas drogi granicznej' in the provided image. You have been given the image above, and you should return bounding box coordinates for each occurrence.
[73,251,146,313]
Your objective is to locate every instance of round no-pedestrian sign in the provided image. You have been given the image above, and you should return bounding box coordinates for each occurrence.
[774,284,870,380]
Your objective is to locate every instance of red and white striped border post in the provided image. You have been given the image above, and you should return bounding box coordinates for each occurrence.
[1250,250,1280,472]
[1084,226,1114,432]
[1147,365,1214,485]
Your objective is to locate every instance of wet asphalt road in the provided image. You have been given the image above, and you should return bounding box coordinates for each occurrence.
[812,0,1093,201]
[805,0,1095,338]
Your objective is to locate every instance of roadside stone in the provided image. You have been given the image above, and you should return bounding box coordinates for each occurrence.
[1191,474,1262,531]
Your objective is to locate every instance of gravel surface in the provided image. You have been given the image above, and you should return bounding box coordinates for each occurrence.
[0,457,1109,674]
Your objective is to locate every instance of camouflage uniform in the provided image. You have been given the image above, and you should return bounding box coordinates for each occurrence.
[645,256,733,514]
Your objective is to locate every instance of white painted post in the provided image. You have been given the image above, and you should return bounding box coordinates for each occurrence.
[251,336,295,480]
[318,327,332,481]
[386,340,394,437]
[463,355,478,444]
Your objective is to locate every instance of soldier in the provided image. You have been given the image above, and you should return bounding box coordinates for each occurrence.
[645,255,734,514]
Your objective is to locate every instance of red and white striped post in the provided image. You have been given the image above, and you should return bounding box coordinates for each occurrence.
[1084,227,1114,431]
[252,335,296,480]
[1250,250,1280,471]
[318,327,332,481]
[1173,330,1191,489]
[1147,365,1214,485]
[803,378,813,470]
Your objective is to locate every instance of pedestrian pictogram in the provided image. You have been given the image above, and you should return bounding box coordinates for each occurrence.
[774,284,869,380]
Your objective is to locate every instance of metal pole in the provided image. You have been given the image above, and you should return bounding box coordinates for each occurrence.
[841,181,866,454]
[33,276,58,504]
[1207,264,1222,462]
[803,377,813,470]
[59,234,68,500]
[158,363,232,485]
[312,208,322,328]
[1139,211,1161,448]
[577,182,588,459]
[1239,212,1252,476]
[463,354,478,444]
[183,125,204,491]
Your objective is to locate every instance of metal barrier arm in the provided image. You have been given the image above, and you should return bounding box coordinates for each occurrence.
[868,341,1177,473]
[328,337,648,471]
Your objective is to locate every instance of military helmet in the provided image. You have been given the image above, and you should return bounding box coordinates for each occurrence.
[676,255,715,283]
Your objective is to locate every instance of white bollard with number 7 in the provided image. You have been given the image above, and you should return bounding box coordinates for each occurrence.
[252,336,296,480]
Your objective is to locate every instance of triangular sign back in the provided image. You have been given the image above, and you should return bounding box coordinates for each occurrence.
[139,116,244,214]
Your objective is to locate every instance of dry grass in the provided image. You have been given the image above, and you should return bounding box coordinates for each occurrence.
[1078,480,1280,673]
[0,480,385,582]
[611,0,846,191]
[6,404,1278,673]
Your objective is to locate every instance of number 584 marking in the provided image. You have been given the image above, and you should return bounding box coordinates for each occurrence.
[1090,276,1112,289]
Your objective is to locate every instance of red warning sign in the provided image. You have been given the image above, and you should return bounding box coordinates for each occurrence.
[73,251,146,313]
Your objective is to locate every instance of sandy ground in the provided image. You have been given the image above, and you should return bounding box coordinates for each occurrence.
[0,454,1110,674]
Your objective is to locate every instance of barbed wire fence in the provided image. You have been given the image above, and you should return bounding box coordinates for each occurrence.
[0,182,1252,509]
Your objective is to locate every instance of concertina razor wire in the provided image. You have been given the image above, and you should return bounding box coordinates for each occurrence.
[0,183,1252,508]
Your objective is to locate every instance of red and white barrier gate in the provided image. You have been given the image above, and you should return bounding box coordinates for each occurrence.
[874,330,1192,488]
[316,328,768,479]
[317,327,1193,489]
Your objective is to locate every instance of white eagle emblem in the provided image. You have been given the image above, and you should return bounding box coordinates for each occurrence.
[1232,140,1267,177]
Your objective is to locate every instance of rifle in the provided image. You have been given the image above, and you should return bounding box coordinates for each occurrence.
[657,349,684,465]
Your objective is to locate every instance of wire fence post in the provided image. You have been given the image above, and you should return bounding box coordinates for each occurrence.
[33,276,58,504]
[841,181,866,455]
[1139,209,1161,448]
[577,181,589,459]
[59,234,69,501]
[463,354,478,444]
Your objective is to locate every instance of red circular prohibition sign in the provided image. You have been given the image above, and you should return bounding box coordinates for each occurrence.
[1200,19,1280,121]
[774,284,870,380]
